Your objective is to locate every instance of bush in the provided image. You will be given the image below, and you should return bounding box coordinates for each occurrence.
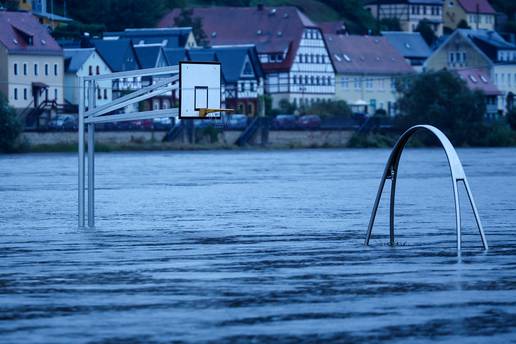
[0,95,22,153]
[304,100,352,117]
[508,109,516,130]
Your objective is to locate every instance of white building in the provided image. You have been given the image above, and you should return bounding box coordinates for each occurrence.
[64,48,113,108]
[159,5,336,108]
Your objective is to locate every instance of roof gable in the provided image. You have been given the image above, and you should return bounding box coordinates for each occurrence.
[158,6,316,71]
[134,45,167,68]
[92,39,140,72]
[0,11,62,55]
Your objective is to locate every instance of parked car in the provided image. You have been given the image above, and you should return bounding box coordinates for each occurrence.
[153,117,174,130]
[297,114,321,129]
[272,114,298,130]
[48,115,77,131]
[225,114,248,130]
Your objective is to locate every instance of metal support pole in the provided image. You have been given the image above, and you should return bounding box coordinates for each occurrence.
[78,77,85,227]
[87,80,95,228]
[463,179,488,250]
[452,179,461,253]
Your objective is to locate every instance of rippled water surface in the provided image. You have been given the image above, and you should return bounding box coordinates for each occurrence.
[0,148,515,343]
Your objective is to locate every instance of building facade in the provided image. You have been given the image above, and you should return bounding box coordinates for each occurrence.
[443,0,496,31]
[0,11,64,110]
[365,0,444,36]
[64,48,113,108]
[158,6,335,108]
[325,34,414,116]
[425,29,516,114]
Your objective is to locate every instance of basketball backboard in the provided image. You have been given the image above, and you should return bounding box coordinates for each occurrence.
[179,61,225,119]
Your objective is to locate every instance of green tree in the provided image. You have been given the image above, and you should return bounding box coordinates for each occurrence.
[416,19,437,46]
[378,18,402,33]
[0,95,22,153]
[174,8,208,47]
[66,0,166,31]
[395,70,487,146]
[52,21,106,40]
[457,19,471,29]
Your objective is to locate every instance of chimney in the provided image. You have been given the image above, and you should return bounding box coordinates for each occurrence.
[257,3,264,11]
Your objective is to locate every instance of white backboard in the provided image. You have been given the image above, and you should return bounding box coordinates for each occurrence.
[179,61,222,119]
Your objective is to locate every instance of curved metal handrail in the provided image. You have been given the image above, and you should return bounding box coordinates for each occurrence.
[364,125,488,253]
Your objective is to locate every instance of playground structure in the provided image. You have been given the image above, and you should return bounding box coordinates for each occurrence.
[364,125,488,253]
[77,66,487,254]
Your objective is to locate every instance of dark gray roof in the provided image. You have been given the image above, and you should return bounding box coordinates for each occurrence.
[91,39,140,72]
[163,48,188,65]
[212,46,264,82]
[459,29,516,50]
[382,32,432,58]
[103,28,193,49]
[64,48,94,73]
[134,45,164,69]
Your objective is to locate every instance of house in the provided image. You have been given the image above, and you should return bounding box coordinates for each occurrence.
[185,45,264,116]
[134,45,168,69]
[64,48,113,108]
[382,31,432,70]
[0,11,64,110]
[209,46,264,115]
[425,29,516,113]
[18,0,73,29]
[159,5,335,108]
[456,68,500,118]
[443,0,496,31]
[364,0,444,35]
[325,34,414,116]
[89,39,142,95]
[103,28,197,49]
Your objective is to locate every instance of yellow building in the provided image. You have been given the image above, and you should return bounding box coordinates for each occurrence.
[0,11,64,110]
[443,0,496,31]
[325,34,414,116]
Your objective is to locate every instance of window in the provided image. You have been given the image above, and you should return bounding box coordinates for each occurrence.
[316,76,320,85]
[341,77,349,89]
[240,83,245,92]
[97,88,101,99]
[54,64,58,76]
[250,82,255,92]
[104,89,108,99]
[327,76,332,86]
[14,63,18,75]
[34,63,38,76]
[449,52,455,64]
[23,63,27,75]
[96,66,100,75]
[293,75,297,84]
[45,63,49,76]
[355,77,361,89]
[14,88,18,100]
[89,66,93,75]
[54,88,58,100]
[310,76,315,85]
[23,88,27,100]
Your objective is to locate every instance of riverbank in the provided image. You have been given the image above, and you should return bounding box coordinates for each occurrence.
[17,129,355,153]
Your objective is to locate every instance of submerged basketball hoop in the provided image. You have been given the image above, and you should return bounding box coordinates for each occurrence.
[364,125,488,254]
[77,62,231,228]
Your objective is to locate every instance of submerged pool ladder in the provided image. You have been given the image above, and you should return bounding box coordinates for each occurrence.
[364,125,488,254]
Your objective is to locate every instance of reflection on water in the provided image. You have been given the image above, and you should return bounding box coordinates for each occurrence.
[0,148,515,343]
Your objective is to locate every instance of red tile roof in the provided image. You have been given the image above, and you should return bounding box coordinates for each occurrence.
[455,68,500,95]
[158,6,317,72]
[325,34,414,75]
[0,11,62,55]
[458,0,496,14]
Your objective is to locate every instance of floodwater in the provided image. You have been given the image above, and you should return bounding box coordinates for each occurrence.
[0,148,515,343]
